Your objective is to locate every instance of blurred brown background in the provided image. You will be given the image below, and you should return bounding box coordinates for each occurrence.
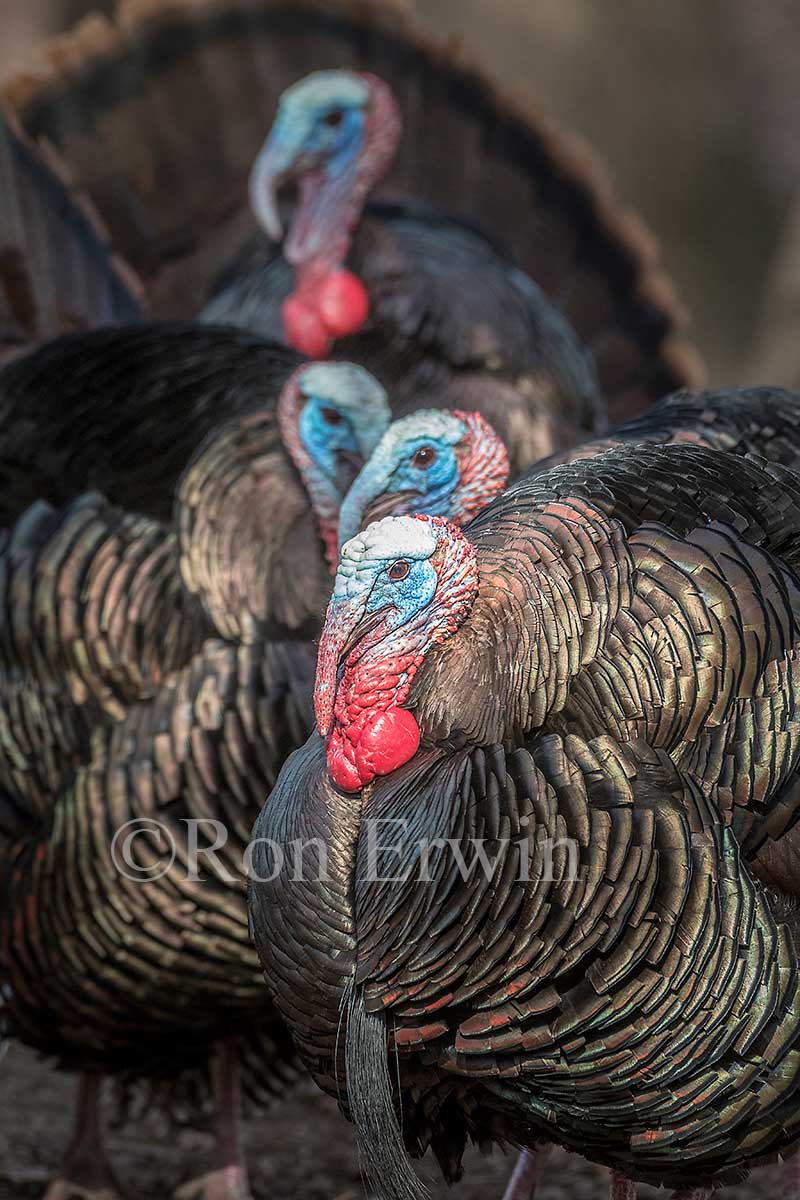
[5,0,800,386]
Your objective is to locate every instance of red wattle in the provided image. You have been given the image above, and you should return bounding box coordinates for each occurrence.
[357,706,420,779]
[326,708,421,793]
[282,294,333,358]
[327,728,364,793]
[316,270,370,338]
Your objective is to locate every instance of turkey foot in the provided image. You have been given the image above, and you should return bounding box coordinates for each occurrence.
[610,1172,637,1200]
[173,1167,252,1200]
[501,1144,552,1199]
[44,1186,121,1200]
[174,1039,253,1200]
[44,1180,120,1200]
[783,1154,800,1200]
[44,1074,125,1200]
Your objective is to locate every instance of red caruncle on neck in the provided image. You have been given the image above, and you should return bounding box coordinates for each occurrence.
[326,645,424,792]
[283,267,370,357]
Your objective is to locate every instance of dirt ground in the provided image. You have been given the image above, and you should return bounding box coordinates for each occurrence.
[0,1043,786,1200]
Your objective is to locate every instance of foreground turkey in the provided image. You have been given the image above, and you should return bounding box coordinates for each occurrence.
[5,0,702,437]
[250,442,800,1198]
[0,391,512,1200]
[326,382,800,1200]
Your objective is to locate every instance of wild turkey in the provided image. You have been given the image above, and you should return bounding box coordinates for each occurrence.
[0,356,389,1198]
[250,442,800,1198]
[0,110,141,363]
[203,67,605,453]
[0,393,514,1199]
[0,546,315,1199]
[321,385,800,1199]
[4,0,703,440]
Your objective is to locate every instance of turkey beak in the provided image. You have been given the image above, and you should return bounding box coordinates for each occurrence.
[338,486,420,549]
[360,490,420,532]
[314,597,386,737]
[249,141,286,242]
[334,449,364,494]
[249,134,311,243]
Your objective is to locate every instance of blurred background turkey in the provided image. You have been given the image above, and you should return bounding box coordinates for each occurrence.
[6,0,800,389]
[1,1,800,1198]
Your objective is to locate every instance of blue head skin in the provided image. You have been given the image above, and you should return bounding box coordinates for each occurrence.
[298,382,362,487]
[249,70,401,268]
[315,515,448,735]
[337,409,510,548]
[336,517,441,631]
[278,363,391,567]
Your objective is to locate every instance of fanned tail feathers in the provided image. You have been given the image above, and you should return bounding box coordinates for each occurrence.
[4,0,703,414]
[0,110,142,359]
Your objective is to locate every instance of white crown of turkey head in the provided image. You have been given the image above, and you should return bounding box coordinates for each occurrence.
[276,71,371,126]
[337,514,438,581]
[315,513,478,793]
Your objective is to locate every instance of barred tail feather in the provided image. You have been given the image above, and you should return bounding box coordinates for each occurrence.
[0,110,142,359]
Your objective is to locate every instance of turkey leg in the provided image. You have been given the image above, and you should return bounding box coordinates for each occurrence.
[501,1145,552,1200]
[44,1073,123,1200]
[174,1038,253,1200]
[610,1171,637,1200]
[610,1172,711,1200]
[783,1153,800,1200]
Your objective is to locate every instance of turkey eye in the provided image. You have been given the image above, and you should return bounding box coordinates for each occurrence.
[387,559,410,582]
[324,108,344,128]
[412,446,437,469]
[320,406,343,426]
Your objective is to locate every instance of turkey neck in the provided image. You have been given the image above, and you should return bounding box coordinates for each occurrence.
[275,372,340,568]
[407,496,634,749]
[290,78,401,283]
[177,409,332,641]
